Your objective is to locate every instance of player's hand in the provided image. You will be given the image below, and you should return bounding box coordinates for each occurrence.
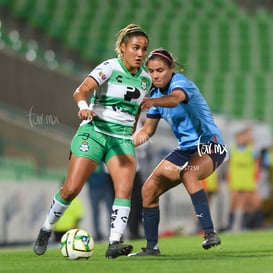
[140,97,154,111]
[78,109,96,120]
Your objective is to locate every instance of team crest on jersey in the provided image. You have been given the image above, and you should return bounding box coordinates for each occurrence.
[140,77,148,91]
[80,141,89,152]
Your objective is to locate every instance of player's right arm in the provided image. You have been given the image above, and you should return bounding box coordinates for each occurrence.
[73,76,98,120]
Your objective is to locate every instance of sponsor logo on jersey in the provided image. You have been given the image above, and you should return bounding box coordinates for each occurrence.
[99,71,107,80]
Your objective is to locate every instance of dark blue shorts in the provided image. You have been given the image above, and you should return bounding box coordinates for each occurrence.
[164,142,227,171]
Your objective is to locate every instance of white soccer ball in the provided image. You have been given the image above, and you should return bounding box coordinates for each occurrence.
[60,229,94,260]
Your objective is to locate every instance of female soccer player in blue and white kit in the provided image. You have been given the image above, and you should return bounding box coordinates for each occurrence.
[33,24,151,259]
[131,49,227,256]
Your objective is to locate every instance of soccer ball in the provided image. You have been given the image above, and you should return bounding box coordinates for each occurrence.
[60,229,94,260]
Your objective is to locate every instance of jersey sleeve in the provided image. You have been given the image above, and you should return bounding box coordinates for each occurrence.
[88,59,114,86]
[147,105,161,118]
[171,76,197,102]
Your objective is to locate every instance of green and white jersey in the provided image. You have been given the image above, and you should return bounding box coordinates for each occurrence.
[86,58,152,139]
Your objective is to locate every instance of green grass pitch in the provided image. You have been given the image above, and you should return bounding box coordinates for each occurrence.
[0,230,272,273]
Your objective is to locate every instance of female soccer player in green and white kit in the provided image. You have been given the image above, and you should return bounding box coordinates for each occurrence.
[33,24,151,259]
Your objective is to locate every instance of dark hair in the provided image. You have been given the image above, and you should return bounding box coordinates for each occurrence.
[146,48,184,71]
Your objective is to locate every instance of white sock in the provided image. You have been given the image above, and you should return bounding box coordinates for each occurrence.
[42,192,70,231]
[109,198,131,244]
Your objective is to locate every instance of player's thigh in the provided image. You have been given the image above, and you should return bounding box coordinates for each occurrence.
[106,153,136,199]
[185,153,214,180]
[143,160,182,194]
[62,154,98,200]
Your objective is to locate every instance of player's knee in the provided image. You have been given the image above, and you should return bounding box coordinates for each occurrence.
[142,183,158,203]
[60,186,79,201]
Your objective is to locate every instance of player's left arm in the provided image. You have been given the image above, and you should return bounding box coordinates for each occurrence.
[133,117,160,147]
[140,89,186,110]
[132,108,142,135]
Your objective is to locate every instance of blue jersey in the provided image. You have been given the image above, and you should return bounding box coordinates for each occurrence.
[147,73,224,150]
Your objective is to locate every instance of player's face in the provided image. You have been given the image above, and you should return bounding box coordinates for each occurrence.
[147,59,174,89]
[121,36,149,73]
